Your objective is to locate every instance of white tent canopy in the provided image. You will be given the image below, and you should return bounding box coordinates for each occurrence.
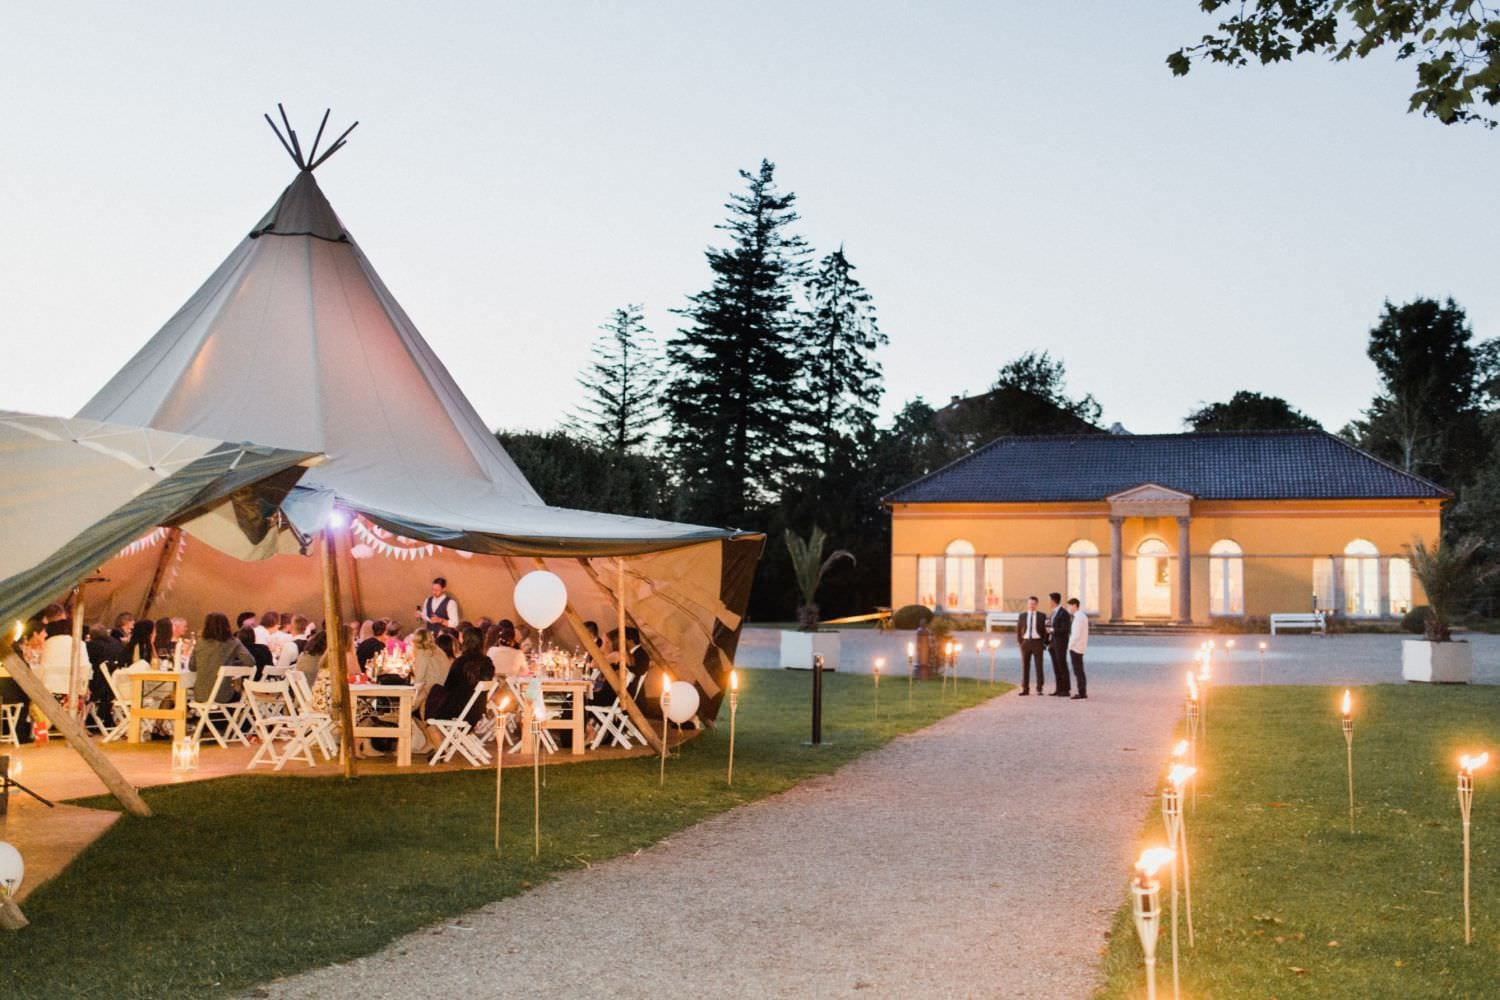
[75,143,760,719]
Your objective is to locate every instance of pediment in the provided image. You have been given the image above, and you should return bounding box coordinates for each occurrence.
[1108,482,1193,517]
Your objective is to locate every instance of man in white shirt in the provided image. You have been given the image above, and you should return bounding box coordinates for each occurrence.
[1013,595,1048,696]
[1066,598,1089,700]
[419,577,460,635]
[38,603,90,699]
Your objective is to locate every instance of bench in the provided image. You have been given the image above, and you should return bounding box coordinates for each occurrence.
[1269,612,1327,636]
[984,611,1020,632]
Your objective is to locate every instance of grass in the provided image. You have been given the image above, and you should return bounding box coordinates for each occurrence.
[1095,684,1500,999]
[0,669,1004,999]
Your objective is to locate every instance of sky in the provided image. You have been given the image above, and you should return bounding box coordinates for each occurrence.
[2,2,1496,436]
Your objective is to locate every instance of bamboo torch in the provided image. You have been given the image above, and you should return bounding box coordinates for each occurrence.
[1459,752,1489,945]
[659,673,672,787]
[726,669,739,787]
[1341,689,1354,834]
[493,694,512,855]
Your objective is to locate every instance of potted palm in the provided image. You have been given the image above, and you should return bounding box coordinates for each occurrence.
[779,527,855,670]
[1401,536,1491,683]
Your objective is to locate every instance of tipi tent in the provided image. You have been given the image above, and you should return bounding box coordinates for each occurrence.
[77,115,761,728]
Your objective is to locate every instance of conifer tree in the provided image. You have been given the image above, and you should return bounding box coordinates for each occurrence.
[665,160,812,527]
[569,305,664,454]
[801,246,886,474]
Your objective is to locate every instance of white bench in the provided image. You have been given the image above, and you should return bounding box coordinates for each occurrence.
[984,611,1020,632]
[1269,612,1327,636]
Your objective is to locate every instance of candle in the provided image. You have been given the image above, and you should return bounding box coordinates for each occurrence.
[727,669,739,786]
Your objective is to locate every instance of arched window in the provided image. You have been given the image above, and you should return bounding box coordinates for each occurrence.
[1066,540,1100,613]
[917,557,937,609]
[945,539,976,612]
[1344,539,1380,618]
[984,558,1005,610]
[1389,556,1413,616]
[1136,538,1172,618]
[1209,539,1245,616]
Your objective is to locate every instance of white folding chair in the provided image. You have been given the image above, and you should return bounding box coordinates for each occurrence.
[587,668,647,750]
[287,669,338,760]
[428,681,496,766]
[0,702,21,747]
[243,681,318,770]
[505,676,559,754]
[91,666,141,743]
[190,666,255,748]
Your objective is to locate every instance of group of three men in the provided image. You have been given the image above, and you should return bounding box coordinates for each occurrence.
[1014,592,1088,699]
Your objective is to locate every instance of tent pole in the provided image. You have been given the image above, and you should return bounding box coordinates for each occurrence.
[576,558,718,697]
[321,526,358,778]
[67,584,86,724]
[531,557,664,754]
[343,521,365,622]
[0,644,151,818]
[617,557,627,684]
[137,527,182,620]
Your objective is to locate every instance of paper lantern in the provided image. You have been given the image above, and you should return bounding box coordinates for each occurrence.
[172,739,200,772]
[0,843,22,898]
[666,681,700,724]
[514,571,567,629]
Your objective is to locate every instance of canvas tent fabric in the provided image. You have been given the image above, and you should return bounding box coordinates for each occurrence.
[75,162,761,715]
[0,411,314,626]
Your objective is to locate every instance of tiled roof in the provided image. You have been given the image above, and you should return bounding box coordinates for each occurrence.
[884,431,1451,504]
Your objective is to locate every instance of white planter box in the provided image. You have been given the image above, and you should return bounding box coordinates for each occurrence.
[780,630,841,671]
[1402,639,1473,684]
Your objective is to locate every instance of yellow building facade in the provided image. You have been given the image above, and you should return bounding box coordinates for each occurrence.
[885,432,1448,623]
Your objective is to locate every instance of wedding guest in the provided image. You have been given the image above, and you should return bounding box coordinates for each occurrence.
[153,617,176,660]
[111,612,135,642]
[435,632,456,659]
[237,626,274,676]
[85,624,126,732]
[418,577,461,635]
[39,604,90,699]
[294,630,327,685]
[435,626,493,725]
[1066,598,1089,700]
[124,619,155,664]
[1046,592,1072,698]
[189,613,254,702]
[1014,596,1048,696]
[356,620,387,668]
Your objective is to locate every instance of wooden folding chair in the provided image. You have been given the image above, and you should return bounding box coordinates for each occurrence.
[190,665,255,748]
[428,681,496,766]
[243,681,318,770]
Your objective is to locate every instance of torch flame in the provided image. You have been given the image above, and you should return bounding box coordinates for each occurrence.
[1168,764,1196,788]
[497,694,512,713]
[1259,641,1267,651]
[874,657,885,672]
[11,621,20,643]
[906,642,915,657]
[1341,690,1352,717]
[532,699,547,722]
[1136,846,1175,878]
[1172,739,1189,758]
[729,669,739,692]
[1460,752,1490,775]
[662,672,673,697]
[1186,672,1198,700]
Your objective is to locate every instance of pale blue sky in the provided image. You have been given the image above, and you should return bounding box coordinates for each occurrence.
[2,2,1494,435]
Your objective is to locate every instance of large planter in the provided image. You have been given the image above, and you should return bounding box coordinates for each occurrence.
[1402,639,1473,684]
[780,629,841,671]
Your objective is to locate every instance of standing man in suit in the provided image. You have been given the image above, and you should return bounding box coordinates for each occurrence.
[1066,598,1088,699]
[1046,592,1072,697]
[1014,595,1048,696]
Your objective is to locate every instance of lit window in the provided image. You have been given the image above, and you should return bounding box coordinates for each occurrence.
[945,539,976,612]
[1208,539,1244,616]
[984,558,1004,610]
[1066,540,1099,614]
[1344,539,1380,617]
[1389,557,1412,616]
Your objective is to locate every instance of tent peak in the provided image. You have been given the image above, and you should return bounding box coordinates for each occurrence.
[263,104,358,173]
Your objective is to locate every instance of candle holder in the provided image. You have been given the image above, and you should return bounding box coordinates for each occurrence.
[659,676,672,787]
[171,738,199,773]
[872,657,883,719]
[1459,752,1489,945]
[1132,847,1174,1000]
[1185,673,1200,811]
[1166,764,1197,956]
[532,699,547,859]
[1341,690,1354,834]
[905,642,914,707]
[951,642,963,697]
[1161,784,1183,999]
[940,641,952,696]
[987,638,1000,685]
[726,670,739,787]
[1258,641,1267,685]
[494,695,513,855]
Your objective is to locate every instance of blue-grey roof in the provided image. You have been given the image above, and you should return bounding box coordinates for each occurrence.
[885,431,1450,504]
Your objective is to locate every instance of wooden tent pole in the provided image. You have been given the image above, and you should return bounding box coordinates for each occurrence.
[137,527,181,620]
[343,521,365,622]
[0,644,150,818]
[576,558,718,696]
[67,584,86,724]
[320,526,358,778]
[618,557,627,684]
[528,557,664,754]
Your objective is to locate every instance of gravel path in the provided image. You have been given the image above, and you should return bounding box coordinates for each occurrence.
[255,661,1180,999]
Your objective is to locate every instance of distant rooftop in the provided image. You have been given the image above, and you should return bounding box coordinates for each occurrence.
[884,430,1450,504]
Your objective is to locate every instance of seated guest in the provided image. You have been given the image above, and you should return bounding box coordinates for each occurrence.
[188,613,254,703]
[123,619,155,665]
[153,616,176,661]
[434,632,456,659]
[484,623,525,676]
[435,626,494,725]
[0,625,39,743]
[409,628,450,697]
[236,626,274,677]
[85,623,126,732]
[290,614,312,648]
[111,612,135,642]
[294,630,327,685]
[355,620,387,669]
[38,604,90,700]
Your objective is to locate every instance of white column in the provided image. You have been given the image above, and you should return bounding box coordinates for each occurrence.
[1176,515,1192,624]
[1109,517,1124,622]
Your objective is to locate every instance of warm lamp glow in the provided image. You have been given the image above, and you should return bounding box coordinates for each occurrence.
[497,694,512,714]
[533,699,547,722]
[989,638,1001,649]
[730,669,739,692]
[1259,641,1267,651]
[874,657,886,671]
[1341,690,1352,717]
[1460,752,1490,775]
[906,641,915,657]
[1186,672,1198,701]
[1225,640,1235,650]
[1172,739,1189,758]
[10,621,20,643]
[1136,846,1175,879]
[1167,764,1196,789]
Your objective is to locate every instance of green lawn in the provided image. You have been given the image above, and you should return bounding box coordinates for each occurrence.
[1,670,1004,999]
[1095,684,1500,999]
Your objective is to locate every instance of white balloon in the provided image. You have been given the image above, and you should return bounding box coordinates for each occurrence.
[513,570,568,629]
[666,681,700,724]
[350,543,375,560]
[0,842,23,897]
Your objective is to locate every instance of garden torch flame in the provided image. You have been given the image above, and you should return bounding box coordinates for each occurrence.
[497,694,512,714]
[1168,764,1196,789]
[10,621,19,643]
[906,641,915,658]
[1341,689,1352,718]
[1136,846,1175,881]
[1461,752,1490,776]
[533,698,547,722]
[1186,672,1198,701]
[1172,739,1189,759]
[730,669,738,692]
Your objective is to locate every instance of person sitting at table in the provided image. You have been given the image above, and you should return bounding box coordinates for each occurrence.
[38,603,90,702]
[189,612,254,703]
[153,616,177,662]
[0,624,38,743]
[85,623,126,734]
[434,631,455,660]
[111,612,134,642]
[355,620,387,670]
[237,626,274,677]
[485,623,527,677]
[294,629,327,685]
[434,626,494,726]
[123,618,155,665]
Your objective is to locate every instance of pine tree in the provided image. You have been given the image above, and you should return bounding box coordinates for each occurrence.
[666,160,812,527]
[801,247,887,474]
[569,305,664,454]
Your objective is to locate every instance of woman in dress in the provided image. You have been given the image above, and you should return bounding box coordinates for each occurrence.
[187,612,254,703]
[435,626,493,725]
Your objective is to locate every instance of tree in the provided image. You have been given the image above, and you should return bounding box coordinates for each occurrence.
[1345,298,1488,487]
[784,527,855,630]
[991,351,1102,426]
[1185,391,1322,432]
[496,431,678,521]
[1406,535,1493,640]
[665,160,812,527]
[801,247,887,474]
[569,305,665,454]
[1168,1,1500,127]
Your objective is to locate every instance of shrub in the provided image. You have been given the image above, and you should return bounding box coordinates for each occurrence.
[928,615,961,644]
[892,604,934,630]
[1401,605,1431,635]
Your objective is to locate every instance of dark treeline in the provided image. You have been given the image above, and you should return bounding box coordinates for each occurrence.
[498,161,1500,620]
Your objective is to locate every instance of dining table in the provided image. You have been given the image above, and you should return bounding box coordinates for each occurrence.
[520,678,592,756]
[347,683,418,766]
[127,669,189,743]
